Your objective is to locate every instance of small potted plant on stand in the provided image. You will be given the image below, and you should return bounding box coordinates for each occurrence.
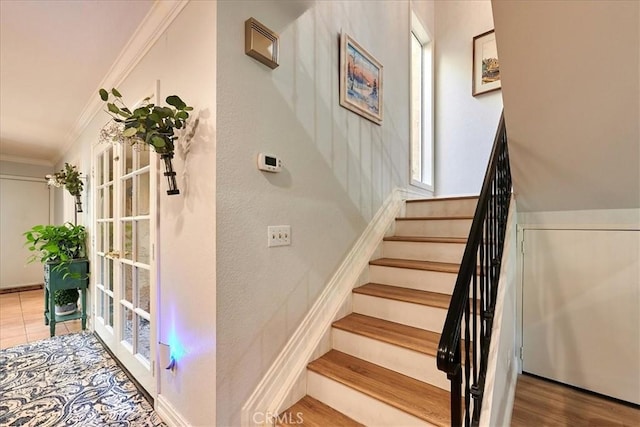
[24,223,89,336]
[54,289,80,316]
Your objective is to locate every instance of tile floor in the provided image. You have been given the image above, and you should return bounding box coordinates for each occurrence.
[0,288,83,349]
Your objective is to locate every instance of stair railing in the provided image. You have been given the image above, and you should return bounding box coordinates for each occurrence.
[437,111,512,426]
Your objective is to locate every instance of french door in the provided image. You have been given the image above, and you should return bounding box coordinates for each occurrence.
[93,140,157,395]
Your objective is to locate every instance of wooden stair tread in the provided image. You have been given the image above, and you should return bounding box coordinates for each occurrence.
[333,314,473,361]
[406,195,478,203]
[370,257,460,274]
[278,395,364,427]
[354,283,451,309]
[333,313,440,356]
[395,216,473,221]
[308,350,450,426]
[383,236,467,244]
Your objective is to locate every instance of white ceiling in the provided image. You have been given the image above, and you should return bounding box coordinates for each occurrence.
[0,0,154,165]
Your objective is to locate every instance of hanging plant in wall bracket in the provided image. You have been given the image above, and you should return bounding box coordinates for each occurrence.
[46,163,85,213]
[98,88,193,195]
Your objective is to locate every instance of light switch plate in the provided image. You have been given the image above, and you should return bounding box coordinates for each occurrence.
[268,225,291,247]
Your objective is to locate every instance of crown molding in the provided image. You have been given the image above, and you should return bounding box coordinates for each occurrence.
[56,0,190,164]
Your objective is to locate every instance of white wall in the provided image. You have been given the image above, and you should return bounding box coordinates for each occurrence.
[0,160,53,178]
[0,176,51,289]
[55,1,216,425]
[216,1,424,425]
[434,0,503,197]
[516,209,640,387]
[412,0,435,34]
[0,160,53,290]
[521,225,640,405]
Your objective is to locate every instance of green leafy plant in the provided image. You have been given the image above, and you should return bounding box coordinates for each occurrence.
[46,163,84,197]
[99,88,193,155]
[54,288,79,306]
[24,223,87,278]
[24,223,87,306]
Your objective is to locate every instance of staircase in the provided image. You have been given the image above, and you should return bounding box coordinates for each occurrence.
[278,196,478,426]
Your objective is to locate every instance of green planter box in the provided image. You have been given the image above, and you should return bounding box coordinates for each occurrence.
[44,259,89,337]
[45,259,89,289]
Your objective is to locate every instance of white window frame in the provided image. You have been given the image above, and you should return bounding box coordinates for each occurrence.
[410,10,434,192]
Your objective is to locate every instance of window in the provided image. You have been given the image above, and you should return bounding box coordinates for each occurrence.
[410,12,434,191]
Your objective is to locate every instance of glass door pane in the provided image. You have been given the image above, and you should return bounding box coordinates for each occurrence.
[93,101,157,397]
[116,142,156,393]
[94,145,117,343]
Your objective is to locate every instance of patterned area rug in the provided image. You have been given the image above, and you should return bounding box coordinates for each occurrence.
[0,332,164,426]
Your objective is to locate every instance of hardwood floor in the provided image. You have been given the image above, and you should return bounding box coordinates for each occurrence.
[512,374,640,427]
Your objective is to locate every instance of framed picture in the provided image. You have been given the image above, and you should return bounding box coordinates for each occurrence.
[472,29,501,96]
[340,33,383,125]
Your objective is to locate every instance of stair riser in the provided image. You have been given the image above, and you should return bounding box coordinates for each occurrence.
[394,219,472,238]
[353,294,481,337]
[405,198,477,218]
[382,241,465,264]
[307,371,433,426]
[368,265,457,294]
[353,294,447,332]
[332,328,450,391]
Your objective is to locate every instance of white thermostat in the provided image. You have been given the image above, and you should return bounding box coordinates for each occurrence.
[257,153,282,172]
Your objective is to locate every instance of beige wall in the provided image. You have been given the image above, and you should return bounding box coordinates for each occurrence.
[494,0,640,407]
[493,0,640,212]
[44,0,521,423]
[216,1,431,424]
[55,1,217,424]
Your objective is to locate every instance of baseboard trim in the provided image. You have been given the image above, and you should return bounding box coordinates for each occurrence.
[403,186,434,201]
[0,284,43,294]
[156,394,190,427]
[241,187,409,427]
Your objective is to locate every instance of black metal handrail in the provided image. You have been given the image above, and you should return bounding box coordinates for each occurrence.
[437,111,512,426]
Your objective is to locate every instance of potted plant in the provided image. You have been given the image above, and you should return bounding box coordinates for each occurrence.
[98,88,193,195]
[24,222,88,316]
[54,289,80,316]
[46,163,84,212]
